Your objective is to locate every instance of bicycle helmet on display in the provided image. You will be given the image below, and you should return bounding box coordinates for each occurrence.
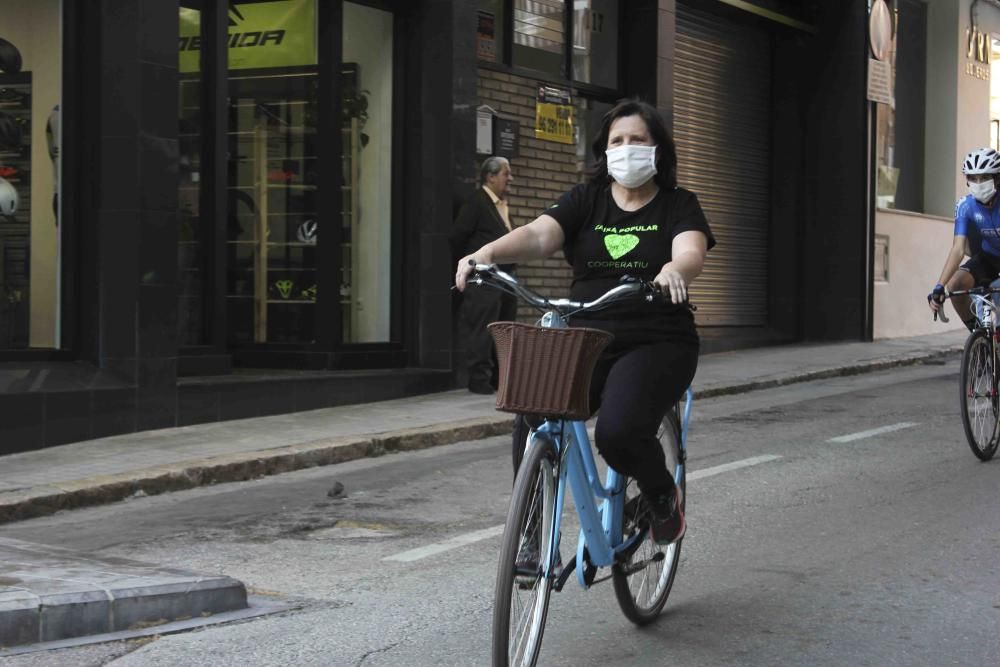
[0,37,22,74]
[0,111,23,150]
[962,148,1000,175]
[296,219,317,244]
[0,177,17,217]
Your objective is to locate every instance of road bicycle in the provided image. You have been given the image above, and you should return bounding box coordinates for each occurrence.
[467,264,693,667]
[936,284,1000,460]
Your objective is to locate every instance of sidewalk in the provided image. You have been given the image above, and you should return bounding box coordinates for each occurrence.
[0,329,967,526]
[0,330,966,651]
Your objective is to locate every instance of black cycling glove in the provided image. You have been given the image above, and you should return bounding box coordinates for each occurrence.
[928,283,945,304]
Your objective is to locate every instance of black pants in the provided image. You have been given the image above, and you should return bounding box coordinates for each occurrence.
[512,340,698,496]
[458,285,518,388]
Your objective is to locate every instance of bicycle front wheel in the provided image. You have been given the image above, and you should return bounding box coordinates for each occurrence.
[492,432,558,667]
[612,412,685,625]
[960,330,1000,461]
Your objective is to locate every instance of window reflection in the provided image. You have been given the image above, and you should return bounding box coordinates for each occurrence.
[0,1,61,349]
[572,0,618,89]
[513,0,565,76]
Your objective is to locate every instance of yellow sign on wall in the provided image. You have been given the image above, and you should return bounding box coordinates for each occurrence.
[535,86,574,145]
[179,0,316,73]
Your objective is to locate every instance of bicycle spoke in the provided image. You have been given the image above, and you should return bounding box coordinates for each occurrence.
[493,438,557,667]
[960,333,1000,461]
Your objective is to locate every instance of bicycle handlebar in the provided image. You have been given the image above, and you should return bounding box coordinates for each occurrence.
[933,286,1000,324]
[468,262,678,317]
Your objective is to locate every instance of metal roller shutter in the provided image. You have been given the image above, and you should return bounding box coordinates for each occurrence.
[674,4,771,326]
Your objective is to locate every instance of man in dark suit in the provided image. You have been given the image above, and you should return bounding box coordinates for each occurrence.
[451,156,518,394]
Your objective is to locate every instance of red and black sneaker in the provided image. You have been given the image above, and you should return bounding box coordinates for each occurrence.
[647,485,685,546]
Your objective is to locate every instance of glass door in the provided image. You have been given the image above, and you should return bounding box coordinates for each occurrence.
[227,71,319,344]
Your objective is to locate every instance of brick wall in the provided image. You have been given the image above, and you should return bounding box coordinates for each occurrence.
[478,68,582,320]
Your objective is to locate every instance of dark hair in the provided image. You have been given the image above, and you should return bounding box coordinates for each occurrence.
[588,98,677,189]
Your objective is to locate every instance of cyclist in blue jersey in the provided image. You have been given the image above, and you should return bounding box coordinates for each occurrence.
[928,147,1000,330]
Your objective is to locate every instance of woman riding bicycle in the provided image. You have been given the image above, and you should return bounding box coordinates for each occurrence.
[455,98,715,545]
[928,147,1000,329]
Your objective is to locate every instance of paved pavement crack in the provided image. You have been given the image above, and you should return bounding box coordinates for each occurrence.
[356,641,403,666]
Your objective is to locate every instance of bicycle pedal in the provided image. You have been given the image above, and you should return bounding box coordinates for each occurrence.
[619,551,666,577]
[552,555,577,592]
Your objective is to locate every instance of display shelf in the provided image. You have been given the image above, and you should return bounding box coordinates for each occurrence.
[224,73,319,345]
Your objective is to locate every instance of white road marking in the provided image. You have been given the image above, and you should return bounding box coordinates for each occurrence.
[383,524,505,563]
[687,454,783,481]
[827,421,918,443]
[383,454,783,563]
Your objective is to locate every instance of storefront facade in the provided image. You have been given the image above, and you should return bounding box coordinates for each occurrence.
[0,0,871,453]
[0,0,470,452]
[872,0,1000,339]
[473,0,872,349]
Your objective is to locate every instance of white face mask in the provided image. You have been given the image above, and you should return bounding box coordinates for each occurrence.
[970,179,997,203]
[606,144,657,189]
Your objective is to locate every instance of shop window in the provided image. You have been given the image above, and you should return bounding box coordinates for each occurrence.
[513,0,566,77]
[493,0,619,91]
[874,0,926,212]
[227,70,319,345]
[477,0,506,64]
[342,2,394,344]
[0,1,61,350]
[571,0,618,89]
[221,0,319,345]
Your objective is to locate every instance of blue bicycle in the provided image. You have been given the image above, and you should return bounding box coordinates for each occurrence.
[469,265,693,667]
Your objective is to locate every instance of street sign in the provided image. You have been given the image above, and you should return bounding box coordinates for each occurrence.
[867,57,893,106]
[535,86,574,145]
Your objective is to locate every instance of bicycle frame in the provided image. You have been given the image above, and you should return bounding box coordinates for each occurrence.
[472,263,694,590]
[532,387,692,589]
[970,292,998,330]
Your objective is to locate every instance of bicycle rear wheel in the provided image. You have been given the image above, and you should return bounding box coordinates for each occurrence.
[959,330,1000,461]
[492,433,558,667]
[612,412,685,625]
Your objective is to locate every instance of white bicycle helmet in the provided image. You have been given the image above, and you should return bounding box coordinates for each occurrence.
[962,147,1000,175]
[296,219,317,244]
[0,176,17,216]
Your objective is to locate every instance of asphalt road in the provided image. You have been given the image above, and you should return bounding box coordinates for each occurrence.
[4,358,1000,667]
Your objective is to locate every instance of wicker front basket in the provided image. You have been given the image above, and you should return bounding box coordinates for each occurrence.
[487,321,613,421]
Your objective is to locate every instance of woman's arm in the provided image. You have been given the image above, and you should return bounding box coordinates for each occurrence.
[653,230,709,304]
[935,235,967,287]
[455,214,565,290]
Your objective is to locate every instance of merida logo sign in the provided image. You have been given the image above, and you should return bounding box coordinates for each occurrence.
[178,0,314,72]
[178,6,286,52]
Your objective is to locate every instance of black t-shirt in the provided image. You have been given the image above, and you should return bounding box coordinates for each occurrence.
[545,181,715,346]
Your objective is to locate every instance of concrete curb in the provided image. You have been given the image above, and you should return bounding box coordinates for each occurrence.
[0,417,515,526]
[693,347,961,399]
[0,346,961,525]
[0,537,248,649]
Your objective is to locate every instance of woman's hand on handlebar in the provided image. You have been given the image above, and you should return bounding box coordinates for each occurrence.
[653,268,688,304]
[455,252,490,291]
